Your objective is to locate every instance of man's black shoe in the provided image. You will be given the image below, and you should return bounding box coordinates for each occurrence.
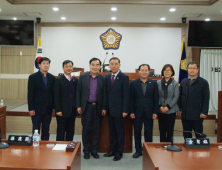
[84,153,90,159]
[91,153,100,159]
[104,151,115,157]
[133,151,142,158]
[113,154,122,161]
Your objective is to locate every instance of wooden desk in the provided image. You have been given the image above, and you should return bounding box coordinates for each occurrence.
[0,140,81,170]
[0,106,6,139]
[143,142,222,170]
[98,114,132,153]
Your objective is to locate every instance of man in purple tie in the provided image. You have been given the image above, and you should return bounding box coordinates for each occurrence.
[76,58,106,159]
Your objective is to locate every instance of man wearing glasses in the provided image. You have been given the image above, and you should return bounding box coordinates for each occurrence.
[177,61,210,139]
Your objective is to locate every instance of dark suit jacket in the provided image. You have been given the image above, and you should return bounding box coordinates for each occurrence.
[76,72,106,114]
[130,78,159,119]
[178,76,210,120]
[106,71,130,117]
[54,75,78,118]
[28,70,55,114]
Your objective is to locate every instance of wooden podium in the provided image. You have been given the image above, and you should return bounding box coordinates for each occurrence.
[217,91,222,142]
[98,114,132,153]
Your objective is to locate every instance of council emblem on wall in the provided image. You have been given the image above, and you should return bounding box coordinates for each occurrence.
[100,28,122,50]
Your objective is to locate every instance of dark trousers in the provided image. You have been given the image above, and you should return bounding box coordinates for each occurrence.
[134,110,153,152]
[31,112,52,141]
[56,107,76,141]
[108,113,125,155]
[182,119,203,139]
[81,104,101,154]
[158,112,176,142]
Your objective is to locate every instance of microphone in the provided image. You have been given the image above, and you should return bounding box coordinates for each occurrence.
[0,128,10,149]
[174,130,207,138]
[102,52,108,72]
[166,130,207,152]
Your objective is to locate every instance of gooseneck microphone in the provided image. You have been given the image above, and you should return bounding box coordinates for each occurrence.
[102,52,108,72]
[166,130,207,152]
[174,130,207,138]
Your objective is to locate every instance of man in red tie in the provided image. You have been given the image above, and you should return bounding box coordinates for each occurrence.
[104,57,130,161]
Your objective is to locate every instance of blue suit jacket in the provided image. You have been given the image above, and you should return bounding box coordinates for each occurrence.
[130,78,159,119]
[106,71,130,117]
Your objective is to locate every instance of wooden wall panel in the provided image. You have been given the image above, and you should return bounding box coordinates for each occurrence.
[192,48,201,64]
[1,46,20,56]
[1,46,35,74]
[6,116,216,137]
[18,79,28,100]
[6,117,83,135]
[141,119,216,137]
[1,79,28,100]
[1,79,19,99]
[19,46,36,56]
[19,55,35,74]
[1,56,20,74]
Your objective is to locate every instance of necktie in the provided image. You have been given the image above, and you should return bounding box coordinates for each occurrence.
[111,75,115,85]
[189,79,195,87]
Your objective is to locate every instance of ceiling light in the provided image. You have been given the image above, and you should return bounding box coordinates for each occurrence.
[61,17,66,20]
[53,7,59,11]
[0,9,1,12]
[13,17,17,20]
[111,17,116,20]
[160,17,166,21]
[111,7,117,11]
[169,8,176,12]
[205,18,211,21]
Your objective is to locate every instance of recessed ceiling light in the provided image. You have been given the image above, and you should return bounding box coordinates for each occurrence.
[205,18,211,21]
[53,7,59,11]
[61,17,66,20]
[111,17,116,20]
[111,7,117,11]
[13,17,17,20]
[160,17,166,21]
[169,8,176,12]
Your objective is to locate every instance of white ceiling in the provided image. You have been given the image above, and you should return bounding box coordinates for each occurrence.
[0,0,222,23]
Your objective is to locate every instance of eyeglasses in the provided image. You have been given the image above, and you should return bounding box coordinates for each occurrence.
[164,70,172,72]
[188,68,198,70]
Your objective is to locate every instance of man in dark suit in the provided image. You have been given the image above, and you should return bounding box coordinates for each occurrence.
[76,58,106,159]
[178,61,210,139]
[28,57,55,140]
[103,57,130,161]
[130,64,159,158]
[54,60,78,141]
